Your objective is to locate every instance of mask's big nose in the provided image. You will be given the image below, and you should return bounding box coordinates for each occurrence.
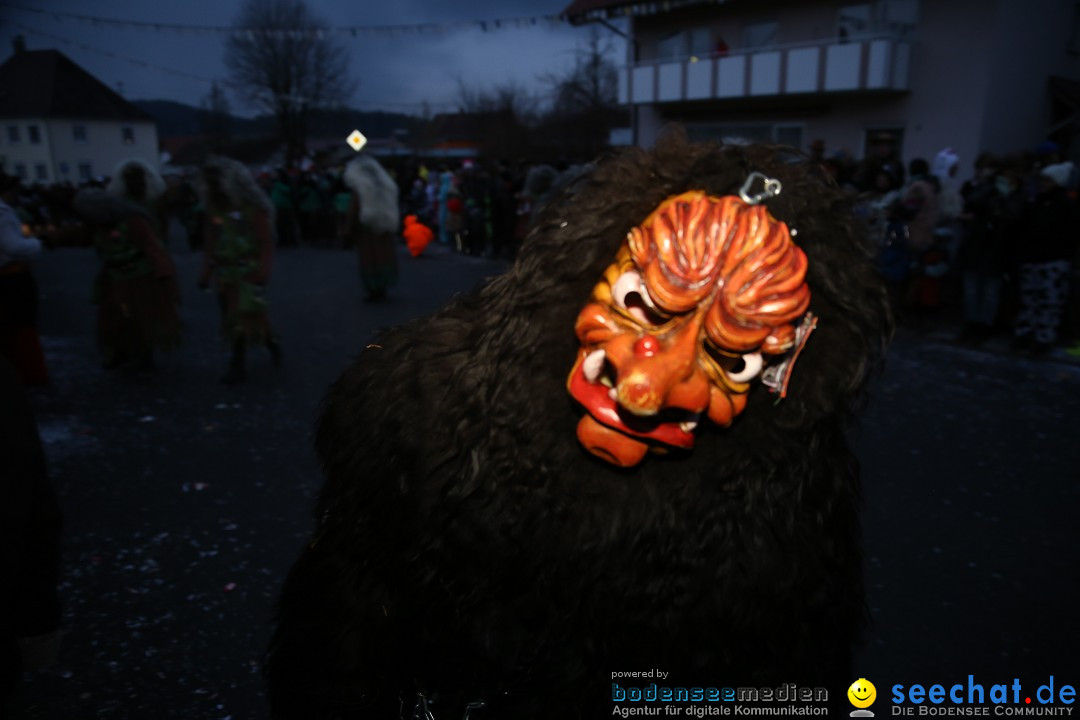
[616,323,702,416]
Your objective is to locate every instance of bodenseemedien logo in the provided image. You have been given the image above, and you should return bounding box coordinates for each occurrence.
[850,679,878,717]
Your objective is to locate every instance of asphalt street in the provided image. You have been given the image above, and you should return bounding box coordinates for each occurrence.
[8,240,1080,718]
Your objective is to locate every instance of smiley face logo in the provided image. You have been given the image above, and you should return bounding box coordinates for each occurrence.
[848,678,877,709]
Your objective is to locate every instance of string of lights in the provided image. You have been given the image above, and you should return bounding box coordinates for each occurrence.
[0,2,564,37]
[8,20,461,114]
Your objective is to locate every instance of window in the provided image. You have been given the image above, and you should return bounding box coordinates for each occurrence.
[657,27,715,61]
[77,162,92,182]
[35,164,48,181]
[14,163,27,179]
[838,4,873,41]
[28,125,41,144]
[657,30,687,60]
[73,125,87,143]
[689,28,711,56]
[59,162,70,176]
[122,126,135,145]
[742,21,778,50]
[7,125,20,144]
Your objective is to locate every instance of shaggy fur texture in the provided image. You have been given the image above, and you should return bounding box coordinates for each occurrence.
[267,135,892,718]
[107,158,166,202]
[198,155,274,218]
[344,155,400,235]
[73,189,150,226]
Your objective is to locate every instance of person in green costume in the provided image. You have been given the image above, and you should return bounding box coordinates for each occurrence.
[45,188,182,372]
[198,156,281,385]
[107,158,169,244]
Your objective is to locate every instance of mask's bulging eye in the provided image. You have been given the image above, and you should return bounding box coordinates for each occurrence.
[725,352,763,383]
[705,344,764,384]
[612,271,667,326]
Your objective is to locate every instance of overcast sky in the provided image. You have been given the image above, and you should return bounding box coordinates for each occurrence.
[0,0,625,116]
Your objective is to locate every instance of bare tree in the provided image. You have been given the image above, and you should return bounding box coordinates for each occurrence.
[456,79,538,123]
[200,81,232,152]
[453,79,540,159]
[224,0,353,168]
[540,29,624,159]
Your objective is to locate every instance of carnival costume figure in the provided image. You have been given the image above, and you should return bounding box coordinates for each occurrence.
[108,158,169,242]
[198,156,281,385]
[267,136,892,718]
[51,188,182,372]
[343,155,400,303]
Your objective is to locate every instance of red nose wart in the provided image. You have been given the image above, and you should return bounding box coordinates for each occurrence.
[634,335,660,357]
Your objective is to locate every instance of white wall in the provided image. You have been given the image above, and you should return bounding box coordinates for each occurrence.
[46,118,158,184]
[852,0,994,176]
[978,0,1080,155]
[0,117,54,183]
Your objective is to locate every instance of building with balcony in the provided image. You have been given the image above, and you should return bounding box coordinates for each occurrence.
[0,37,159,185]
[563,0,1080,173]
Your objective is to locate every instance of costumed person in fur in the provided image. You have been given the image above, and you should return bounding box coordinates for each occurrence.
[44,188,181,372]
[266,134,892,718]
[344,155,400,303]
[107,158,169,243]
[198,156,281,385]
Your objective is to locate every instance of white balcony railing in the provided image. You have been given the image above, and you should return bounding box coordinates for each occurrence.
[619,35,912,105]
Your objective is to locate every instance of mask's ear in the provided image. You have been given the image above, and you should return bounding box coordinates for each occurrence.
[761,313,818,399]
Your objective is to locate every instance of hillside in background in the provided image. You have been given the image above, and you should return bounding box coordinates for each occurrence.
[133,99,423,140]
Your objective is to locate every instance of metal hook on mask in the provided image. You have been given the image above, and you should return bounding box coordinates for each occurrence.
[739,172,782,205]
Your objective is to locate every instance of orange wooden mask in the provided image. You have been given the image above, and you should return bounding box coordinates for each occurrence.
[566,190,814,467]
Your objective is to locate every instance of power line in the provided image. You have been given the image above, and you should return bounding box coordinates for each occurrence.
[8,21,460,114]
[0,2,564,37]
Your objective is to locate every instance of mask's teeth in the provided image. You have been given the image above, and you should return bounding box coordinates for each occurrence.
[679,417,699,433]
[583,349,605,384]
[608,388,617,401]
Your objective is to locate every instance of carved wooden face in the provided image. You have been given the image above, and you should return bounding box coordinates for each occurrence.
[566,191,811,467]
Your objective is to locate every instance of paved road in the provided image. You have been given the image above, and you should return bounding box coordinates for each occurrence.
[9,243,1080,718]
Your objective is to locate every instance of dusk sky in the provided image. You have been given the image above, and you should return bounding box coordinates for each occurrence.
[0,0,626,116]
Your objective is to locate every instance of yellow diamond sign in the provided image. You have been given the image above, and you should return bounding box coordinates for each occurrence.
[346,129,367,151]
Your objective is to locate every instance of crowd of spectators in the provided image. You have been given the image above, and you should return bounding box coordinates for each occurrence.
[822,139,1079,356]
[6,138,1079,356]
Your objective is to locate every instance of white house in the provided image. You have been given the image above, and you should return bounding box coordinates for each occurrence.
[562,0,1080,171]
[0,37,159,185]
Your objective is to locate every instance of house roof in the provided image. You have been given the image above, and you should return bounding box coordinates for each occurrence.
[0,48,154,122]
[561,0,726,24]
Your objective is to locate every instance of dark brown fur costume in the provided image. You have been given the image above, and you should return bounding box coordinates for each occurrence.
[267,136,892,718]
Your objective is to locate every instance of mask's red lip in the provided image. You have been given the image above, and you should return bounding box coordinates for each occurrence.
[568,354,697,449]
